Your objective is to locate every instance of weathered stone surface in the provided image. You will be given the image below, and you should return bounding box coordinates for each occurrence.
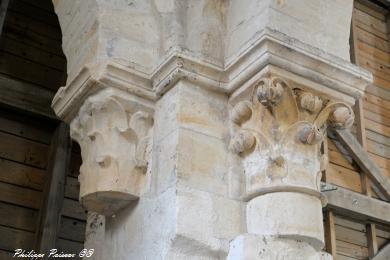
[70,88,154,216]
[227,234,332,260]
[50,1,374,259]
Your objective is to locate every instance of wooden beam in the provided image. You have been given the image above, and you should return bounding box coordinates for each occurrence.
[372,242,390,260]
[353,99,379,258]
[324,209,337,255]
[330,129,390,200]
[323,182,390,226]
[0,75,56,119]
[0,0,9,37]
[321,138,337,256]
[34,123,72,253]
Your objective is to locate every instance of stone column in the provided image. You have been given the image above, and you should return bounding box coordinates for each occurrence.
[51,0,372,259]
[226,75,354,259]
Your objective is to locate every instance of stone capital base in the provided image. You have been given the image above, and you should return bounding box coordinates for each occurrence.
[227,234,332,260]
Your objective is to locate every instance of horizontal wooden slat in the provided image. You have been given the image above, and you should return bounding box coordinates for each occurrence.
[334,215,366,233]
[355,1,387,21]
[364,93,390,110]
[0,75,56,119]
[336,254,359,260]
[0,182,42,209]
[367,139,390,159]
[0,225,34,251]
[356,26,389,53]
[65,177,80,200]
[0,36,66,71]
[355,19,388,40]
[58,217,85,243]
[368,152,390,171]
[328,149,355,170]
[0,51,65,90]
[365,84,390,102]
[62,199,87,221]
[0,158,46,190]
[8,0,59,26]
[336,240,368,259]
[4,10,61,40]
[354,8,388,33]
[335,225,368,247]
[327,163,361,193]
[365,118,390,138]
[0,113,53,144]
[3,22,63,56]
[364,110,390,127]
[332,129,390,200]
[357,42,389,64]
[324,183,390,226]
[366,130,390,148]
[20,0,54,12]
[0,201,38,232]
[0,131,49,168]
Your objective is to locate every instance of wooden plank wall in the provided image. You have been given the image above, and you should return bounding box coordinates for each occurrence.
[56,144,87,255]
[0,108,86,257]
[0,0,66,92]
[325,1,390,259]
[0,0,86,257]
[0,0,67,118]
[0,108,53,256]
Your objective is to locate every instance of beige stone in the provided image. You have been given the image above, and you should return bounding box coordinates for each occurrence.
[50,1,374,259]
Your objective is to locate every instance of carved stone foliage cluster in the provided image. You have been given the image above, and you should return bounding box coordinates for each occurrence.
[70,89,154,216]
[229,76,354,199]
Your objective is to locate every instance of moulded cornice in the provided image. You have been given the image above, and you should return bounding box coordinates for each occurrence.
[52,28,372,122]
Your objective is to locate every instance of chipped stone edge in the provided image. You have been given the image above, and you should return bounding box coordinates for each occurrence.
[52,28,373,122]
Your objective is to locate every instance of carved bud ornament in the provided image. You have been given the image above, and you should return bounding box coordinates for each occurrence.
[70,89,153,216]
[229,76,354,200]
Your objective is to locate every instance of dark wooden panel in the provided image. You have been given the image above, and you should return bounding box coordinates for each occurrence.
[62,199,87,221]
[0,36,66,70]
[336,239,368,259]
[4,10,61,40]
[0,225,34,251]
[58,217,85,243]
[3,22,63,55]
[0,182,42,209]
[0,131,49,169]
[0,51,65,90]
[335,225,368,247]
[0,75,56,119]
[0,112,53,144]
[0,201,38,232]
[8,0,59,26]
[65,177,80,200]
[0,158,46,190]
[36,123,72,253]
[69,153,81,178]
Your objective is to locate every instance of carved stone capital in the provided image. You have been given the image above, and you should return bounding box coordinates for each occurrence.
[229,75,354,200]
[70,88,154,216]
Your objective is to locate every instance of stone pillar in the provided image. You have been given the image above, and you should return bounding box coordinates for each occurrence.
[226,76,354,259]
[51,0,372,259]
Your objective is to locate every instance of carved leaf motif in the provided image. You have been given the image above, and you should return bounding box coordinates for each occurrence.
[271,81,299,133]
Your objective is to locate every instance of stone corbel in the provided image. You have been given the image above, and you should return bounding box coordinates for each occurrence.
[70,88,154,216]
[229,75,354,201]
